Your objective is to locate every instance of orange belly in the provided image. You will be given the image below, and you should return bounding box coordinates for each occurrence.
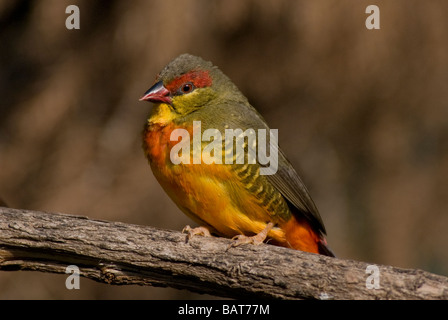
[144,123,320,254]
[144,124,286,238]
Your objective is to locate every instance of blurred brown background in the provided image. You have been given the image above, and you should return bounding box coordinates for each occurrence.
[0,0,447,299]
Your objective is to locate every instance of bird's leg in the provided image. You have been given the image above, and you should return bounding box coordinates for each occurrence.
[229,222,275,249]
[182,225,213,243]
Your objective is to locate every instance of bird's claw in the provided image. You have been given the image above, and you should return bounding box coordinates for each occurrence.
[182,225,212,243]
[227,222,274,250]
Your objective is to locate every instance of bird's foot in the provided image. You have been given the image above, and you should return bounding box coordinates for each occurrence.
[182,225,212,243]
[228,222,274,249]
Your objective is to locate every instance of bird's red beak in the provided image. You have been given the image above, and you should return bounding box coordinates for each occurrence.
[139,81,172,104]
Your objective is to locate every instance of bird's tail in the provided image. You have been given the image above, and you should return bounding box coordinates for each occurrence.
[318,238,336,257]
[283,216,335,257]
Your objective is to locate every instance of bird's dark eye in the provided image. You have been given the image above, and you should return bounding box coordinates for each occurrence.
[179,82,195,94]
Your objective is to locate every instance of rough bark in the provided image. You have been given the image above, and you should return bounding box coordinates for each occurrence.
[0,207,447,299]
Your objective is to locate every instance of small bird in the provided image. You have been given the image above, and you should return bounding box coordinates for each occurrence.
[140,54,334,256]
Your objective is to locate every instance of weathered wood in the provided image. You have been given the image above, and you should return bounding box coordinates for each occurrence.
[0,207,447,299]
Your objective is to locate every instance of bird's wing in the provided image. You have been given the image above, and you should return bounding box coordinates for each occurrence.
[205,101,327,235]
[263,143,327,235]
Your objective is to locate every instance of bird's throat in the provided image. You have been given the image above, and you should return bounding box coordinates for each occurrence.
[148,103,177,126]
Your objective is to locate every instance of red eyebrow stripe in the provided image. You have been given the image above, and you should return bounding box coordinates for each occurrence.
[165,70,212,93]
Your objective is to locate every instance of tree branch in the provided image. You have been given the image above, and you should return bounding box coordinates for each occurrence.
[0,207,447,299]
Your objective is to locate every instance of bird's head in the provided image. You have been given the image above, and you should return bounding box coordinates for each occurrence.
[140,54,245,125]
